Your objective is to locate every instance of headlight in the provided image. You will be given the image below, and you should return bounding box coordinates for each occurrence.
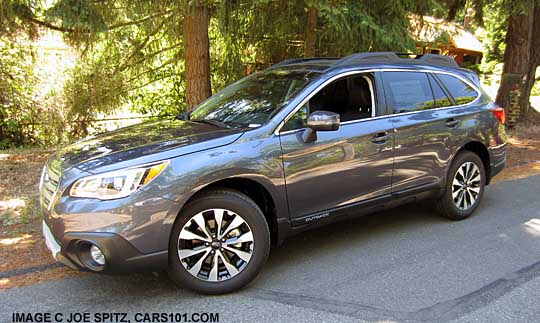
[69,161,169,200]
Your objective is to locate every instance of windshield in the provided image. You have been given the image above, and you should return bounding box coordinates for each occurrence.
[189,69,320,127]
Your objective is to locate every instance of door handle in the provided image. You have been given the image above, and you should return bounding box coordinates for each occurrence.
[371,131,390,144]
[445,118,459,128]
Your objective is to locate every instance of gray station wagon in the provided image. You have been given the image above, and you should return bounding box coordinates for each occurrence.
[40,52,507,294]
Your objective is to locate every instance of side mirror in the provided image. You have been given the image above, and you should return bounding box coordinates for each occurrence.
[302,111,340,142]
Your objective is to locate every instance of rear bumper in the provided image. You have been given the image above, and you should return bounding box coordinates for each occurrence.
[490,157,506,180]
[42,220,168,273]
[488,142,507,183]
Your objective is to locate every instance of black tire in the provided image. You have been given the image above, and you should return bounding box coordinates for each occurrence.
[168,189,270,294]
[435,151,486,220]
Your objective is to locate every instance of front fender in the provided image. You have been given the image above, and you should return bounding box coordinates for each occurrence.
[142,135,288,245]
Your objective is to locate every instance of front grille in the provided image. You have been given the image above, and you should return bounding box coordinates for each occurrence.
[40,159,62,209]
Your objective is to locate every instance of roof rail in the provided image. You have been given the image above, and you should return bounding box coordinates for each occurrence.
[271,52,460,69]
[271,57,339,68]
[333,52,459,69]
[334,52,402,66]
[414,53,459,68]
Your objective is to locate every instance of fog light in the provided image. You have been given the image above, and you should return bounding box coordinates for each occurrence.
[90,245,105,266]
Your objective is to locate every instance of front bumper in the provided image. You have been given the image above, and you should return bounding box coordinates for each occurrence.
[39,157,179,273]
[42,220,168,273]
[42,220,61,260]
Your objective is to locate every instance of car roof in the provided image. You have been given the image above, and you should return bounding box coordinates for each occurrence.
[268,52,479,85]
[270,52,468,73]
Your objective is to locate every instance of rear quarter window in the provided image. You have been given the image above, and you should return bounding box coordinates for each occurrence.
[436,74,479,105]
[428,74,453,108]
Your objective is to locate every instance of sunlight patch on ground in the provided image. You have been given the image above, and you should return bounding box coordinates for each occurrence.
[524,219,540,237]
[0,197,30,226]
[508,137,540,150]
[491,162,540,183]
[0,234,33,246]
[0,266,84,291]
[0,198,26,210]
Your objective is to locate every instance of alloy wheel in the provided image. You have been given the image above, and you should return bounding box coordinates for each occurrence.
[177,208,254,282]
[452,161,481,210]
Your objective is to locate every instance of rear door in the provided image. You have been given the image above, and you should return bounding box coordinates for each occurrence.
[382,71,460,192]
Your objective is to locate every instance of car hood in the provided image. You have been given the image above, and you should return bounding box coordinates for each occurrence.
[53,119,245,172]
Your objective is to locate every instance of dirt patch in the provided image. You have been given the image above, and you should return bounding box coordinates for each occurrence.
[495,110,540,182]
[0,266,84,291]
[0,148,51,229]
[0,147,84,290]
[0,225,84,290]
[491,161,540,183]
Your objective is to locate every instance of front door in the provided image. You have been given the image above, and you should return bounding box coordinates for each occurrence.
[278,73,394,223]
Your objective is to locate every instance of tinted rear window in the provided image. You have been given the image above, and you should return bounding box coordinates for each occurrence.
[384,72,435,113]
[436,74,478,105]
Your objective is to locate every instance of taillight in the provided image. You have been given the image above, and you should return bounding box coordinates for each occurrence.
[490,106,505,124]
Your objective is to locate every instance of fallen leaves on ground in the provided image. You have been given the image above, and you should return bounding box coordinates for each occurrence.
[0,147,84,290]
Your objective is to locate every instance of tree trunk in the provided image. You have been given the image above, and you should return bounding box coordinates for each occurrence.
[519,5,540,113]
[304,7,317,58]
[495,1,533,126]
[183,4,212,111]
[521,63,538,115]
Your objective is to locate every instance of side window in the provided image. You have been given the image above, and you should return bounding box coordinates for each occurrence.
[281,74,375,132]
[282,103,308,131]
[436,74,478,105]
[384,72,435,113]
[428,74,453,108]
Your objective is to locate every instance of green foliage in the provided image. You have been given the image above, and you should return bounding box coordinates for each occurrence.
[481,0,509,62]
[128,67,185,118]
[64,50,129,119]
[0,31,79,148]
[316,0,434,54]
[0,33,37,148]
[532,82,540,96]
[50,1,186,129]
[461,61,481,74]
[1,0,451,148]
[45,0,107,33]
[532,68,540,96]
[0,0,39,38]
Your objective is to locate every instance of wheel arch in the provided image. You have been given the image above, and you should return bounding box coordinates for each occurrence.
[172,176,283,246]
[453,140,491,184]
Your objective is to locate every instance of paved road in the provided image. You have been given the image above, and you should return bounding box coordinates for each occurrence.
[2,175,540,323]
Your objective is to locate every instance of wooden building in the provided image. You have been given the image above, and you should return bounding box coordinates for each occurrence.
[409,15,484,66]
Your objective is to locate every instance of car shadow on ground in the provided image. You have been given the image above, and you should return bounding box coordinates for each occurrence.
[54,202,449,294]
[267,203,444,263]
[5,176,540,323]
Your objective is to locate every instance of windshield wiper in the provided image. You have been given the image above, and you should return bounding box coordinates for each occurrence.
[191,119,232,128]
